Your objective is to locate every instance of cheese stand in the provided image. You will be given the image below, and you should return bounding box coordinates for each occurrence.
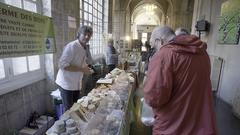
[46,68,135,135]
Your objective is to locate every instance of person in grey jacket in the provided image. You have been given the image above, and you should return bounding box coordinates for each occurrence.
[105,39,118,72]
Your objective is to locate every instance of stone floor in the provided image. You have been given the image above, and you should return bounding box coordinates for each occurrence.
[129,84,240,135]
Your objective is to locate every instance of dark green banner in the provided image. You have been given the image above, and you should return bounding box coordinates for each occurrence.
[0,3,55,58]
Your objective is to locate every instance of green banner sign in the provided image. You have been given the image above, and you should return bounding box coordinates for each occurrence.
[0,3,56,58]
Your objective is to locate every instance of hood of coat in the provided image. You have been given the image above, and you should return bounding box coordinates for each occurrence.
[167,35,207,54]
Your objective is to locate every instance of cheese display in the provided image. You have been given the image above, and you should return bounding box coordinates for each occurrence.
[66,119,76,127]
[52,120,65,134]
[48,118,81,135]
[47,69,134,135]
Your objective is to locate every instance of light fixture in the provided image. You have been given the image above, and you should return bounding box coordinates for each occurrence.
[143,4,157,15]
[125,36,131,41]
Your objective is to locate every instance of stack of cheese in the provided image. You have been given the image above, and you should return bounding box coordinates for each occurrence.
[69,103,89,122]
[50,118,81,135]
[52,120,65,134]
[65,119,80,135]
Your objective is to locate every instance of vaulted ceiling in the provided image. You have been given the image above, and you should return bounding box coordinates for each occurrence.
[119,0,194,18]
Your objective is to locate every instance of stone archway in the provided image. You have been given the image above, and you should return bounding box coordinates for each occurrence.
[131,3,163,40]
[129,0,174,40]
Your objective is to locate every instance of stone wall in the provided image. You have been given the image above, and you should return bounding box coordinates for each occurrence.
[0,80,48,135]
[191,0,240,108]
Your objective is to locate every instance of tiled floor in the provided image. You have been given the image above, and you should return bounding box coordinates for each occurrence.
[130,84,240,135]
[215,98,240,135]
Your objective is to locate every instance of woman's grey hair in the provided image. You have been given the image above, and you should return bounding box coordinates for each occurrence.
[77,25,93,38]
[175,27,189,36]
[151,26,176,43]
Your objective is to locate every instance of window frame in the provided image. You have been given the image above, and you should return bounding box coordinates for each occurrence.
[80,0,108,56]
[0,55,45,95]
[0,0,46,95]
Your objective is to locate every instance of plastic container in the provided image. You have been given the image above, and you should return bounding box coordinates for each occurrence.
[140,98,155,126]
[54,99,64,120]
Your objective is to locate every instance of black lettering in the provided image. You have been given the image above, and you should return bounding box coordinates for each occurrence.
[8,46,13,49]
[0,7,18,18]
[0,18,7,23]
[22,28,27,32]
[0,31,9,36]
[2,45,7,49]
[16,27,21,31]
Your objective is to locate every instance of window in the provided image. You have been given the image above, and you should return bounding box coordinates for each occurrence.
[0,60,5,79]
[142,33,148,44]
[0,0,45,94]
[28,55,41,71]
[4,0,21,7]
[23,0,37,12]
[80,0,108,55]
[12,57,28,75]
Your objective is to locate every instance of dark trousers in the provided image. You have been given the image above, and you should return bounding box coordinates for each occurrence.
[81,74,93,96]
[58,86,80,111]
[108,64,116,72]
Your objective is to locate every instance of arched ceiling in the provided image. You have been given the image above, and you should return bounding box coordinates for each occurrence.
[121,0,194,18]
[127,0,173,26]
[128,0,171,15]
[131,3,163,25]
[134,12,160,25]
[116,0,195,31]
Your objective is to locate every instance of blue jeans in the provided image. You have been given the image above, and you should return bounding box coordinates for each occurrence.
[58,86,80,111]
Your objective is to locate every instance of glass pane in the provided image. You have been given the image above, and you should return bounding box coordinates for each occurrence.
[23,0,37,12]
[93,9,97,17]
[99,6,102,13]
[98,13,100,20]
[99,13,102,19]
[0,59,5,79]
[89,14,92,22]
[99,0,102,5]
[5,0,22,8]
[84,12,88,20]
[93,16,97,23]
[142,33,148,44]
[12,57,28,75]
[28,55,40,71]
[98,4,101,11]
[98,19,101,25]
[41,0,51,17]
[89,0,92,5]
[94,1,97,8]
[84,2,88,11]
[89,5,92,13]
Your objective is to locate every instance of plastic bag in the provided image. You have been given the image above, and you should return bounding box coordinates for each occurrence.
[82,114,106,135]
[140,98,155,126]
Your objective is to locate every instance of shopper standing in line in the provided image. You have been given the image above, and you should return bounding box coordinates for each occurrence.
[144,26,217,135]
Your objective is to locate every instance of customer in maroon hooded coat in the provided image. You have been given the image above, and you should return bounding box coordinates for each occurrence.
[144,26,217,135]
